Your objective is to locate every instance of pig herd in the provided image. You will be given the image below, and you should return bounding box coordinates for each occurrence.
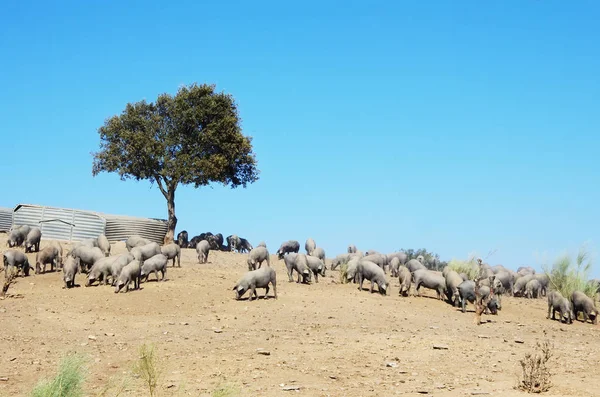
[2,228,598,326]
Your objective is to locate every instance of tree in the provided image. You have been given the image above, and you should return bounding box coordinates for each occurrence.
[92,83,259,243]
[400,248,445,270]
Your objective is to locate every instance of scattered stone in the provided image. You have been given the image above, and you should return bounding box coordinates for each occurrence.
[0,377,8,382]
[88,335,97,341]
[282,385,301,391]
[166,383,176,389]
[257,349,271,356]
[9,357,16,362]
[417,390,431,394]
[180,322,189,326]
[433,345,449,350]
[213,328,223,334]
[477,335,490,339]
[386,362,398,368]
[329,376,337,380]
[105,332,115,337]
[515,339,525,344]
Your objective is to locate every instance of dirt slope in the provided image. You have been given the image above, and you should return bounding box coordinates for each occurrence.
[0,236,598,396]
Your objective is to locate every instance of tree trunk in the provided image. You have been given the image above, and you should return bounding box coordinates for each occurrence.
[164,188,177,245]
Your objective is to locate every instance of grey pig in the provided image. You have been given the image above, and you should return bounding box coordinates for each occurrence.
[114,260,142,293]
[305,238,316,255]
[126,235,151,251]
[331,253,352,270]
[363,254,388,273]
[109,253,134,286]
[347,244,357,254]
[412,269,446,300]
[25,227,42,253]
[389,257,400,277]
[387,252,408,266]
[513,274,534,297]
[276,240,300,259]
[525,279,541,299]
[86,256,119,286]
[130,242,161,263]
[247,247,270,271]
[306,255,325,282]
[398,265,411,296]
[345,257,361,284]
[534,273,550,297]
[547,290,574,324]
[35,245,61,274]
[571,291,598,324]
[445,269,464,306]
[311,247,326,264]
[356,260,388,295]
[406,259,426,273]
[233,265,277,300]
[96,234,111,257]
[63,256,78,289]
[283,253,311,283]
[140,254,168,282]
[7,225,30,247]
[3,250,31,277]
[228,234,241,252]
[196,240,210,264]
[161,243,181,267]
[457,280,493,313]
[257,241,267,248]
[69,246,104,273]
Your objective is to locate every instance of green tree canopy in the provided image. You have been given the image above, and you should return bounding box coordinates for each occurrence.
[92,83,259,243]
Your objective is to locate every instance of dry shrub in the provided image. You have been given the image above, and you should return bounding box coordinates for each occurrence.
[339,262,349,284]
[519,339,553,393]
[1,272,16,297]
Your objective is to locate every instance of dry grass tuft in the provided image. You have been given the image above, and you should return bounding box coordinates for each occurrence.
[518,339,553,393]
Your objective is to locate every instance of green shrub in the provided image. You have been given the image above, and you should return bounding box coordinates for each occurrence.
[31,354,87,397]
[447,258,479,280]
[133,344,162,397]
[544,248,597,300]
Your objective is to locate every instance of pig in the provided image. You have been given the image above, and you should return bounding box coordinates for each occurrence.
[513,274,534,297]
[96,234,111,256]
[533,273,550,297]
[413,269,446,300]
[247,247,270,271]
[306,255,325,282]
[283,253,311,283]
[457,280,493,313]
[348,244,357,254]
[196,240,210,264]
[3,250,31,277]
[24,227,42,253]
[257,241,267,248]
[62,256,78,289]
[109,253,134,285]
[7,228,26,247]
[311,247,326,264]
[114,260,141,293]
[356,260,388,295]
[406,259,426,273]
[176,230,189,248]
[35,245,61,274]
[72,238,97,251]
[305,238,316,255]
[445,269,464,306]
[130,242,161,264]
[363,254,388,273]
[161,243,181,267]
[68,246,104,273]
[276,240,300,259]
[233,265,277,300]
[547,290,574,324]
[525,279,541,299]
[571,291,598,324]
[50,241,64,269]
[86,256,119,286]
[126,235,150,251]
[398,265,412,296]
[140,254,168,282]
[389,257,400,277]
[239,238,253,253]
[331,253,352,270]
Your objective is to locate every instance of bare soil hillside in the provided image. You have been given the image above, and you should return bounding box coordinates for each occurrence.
[0,236,598,396]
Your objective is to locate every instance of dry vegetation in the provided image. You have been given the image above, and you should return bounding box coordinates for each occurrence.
[1,235,599,396]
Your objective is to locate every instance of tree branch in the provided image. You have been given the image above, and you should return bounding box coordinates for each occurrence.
[154,175,169,199]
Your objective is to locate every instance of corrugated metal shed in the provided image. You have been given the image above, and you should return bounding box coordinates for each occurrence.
[0,207,12,232]
[12,204,167,243]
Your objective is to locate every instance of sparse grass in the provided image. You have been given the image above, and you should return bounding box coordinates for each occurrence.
[543,247,597,300]
[132,343,162,397]
[518,338,553,393]
[95,376,129,397]
[31,354,87,397]
[339,262,349,284]
[212,383,239,397]
[447,258,479,280]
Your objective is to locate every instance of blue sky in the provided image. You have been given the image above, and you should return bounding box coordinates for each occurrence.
[1,1,598,275]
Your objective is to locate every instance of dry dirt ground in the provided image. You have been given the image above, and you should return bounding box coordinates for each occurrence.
[1,235,599,397]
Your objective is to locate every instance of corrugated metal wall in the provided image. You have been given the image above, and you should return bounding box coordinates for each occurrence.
[12,204,106,242]
[104,214,168,244]
[0,207,12,232]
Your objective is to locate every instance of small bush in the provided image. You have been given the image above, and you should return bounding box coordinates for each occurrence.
[133,343,162,397]
[544,248,597,300]
[31,354,87,397]
[339,262,349,284]
[447,258,479,280]
[519,339,553,393]
[212,383,239,397]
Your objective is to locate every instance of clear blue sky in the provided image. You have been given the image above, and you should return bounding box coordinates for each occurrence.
[1,1,598,275]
